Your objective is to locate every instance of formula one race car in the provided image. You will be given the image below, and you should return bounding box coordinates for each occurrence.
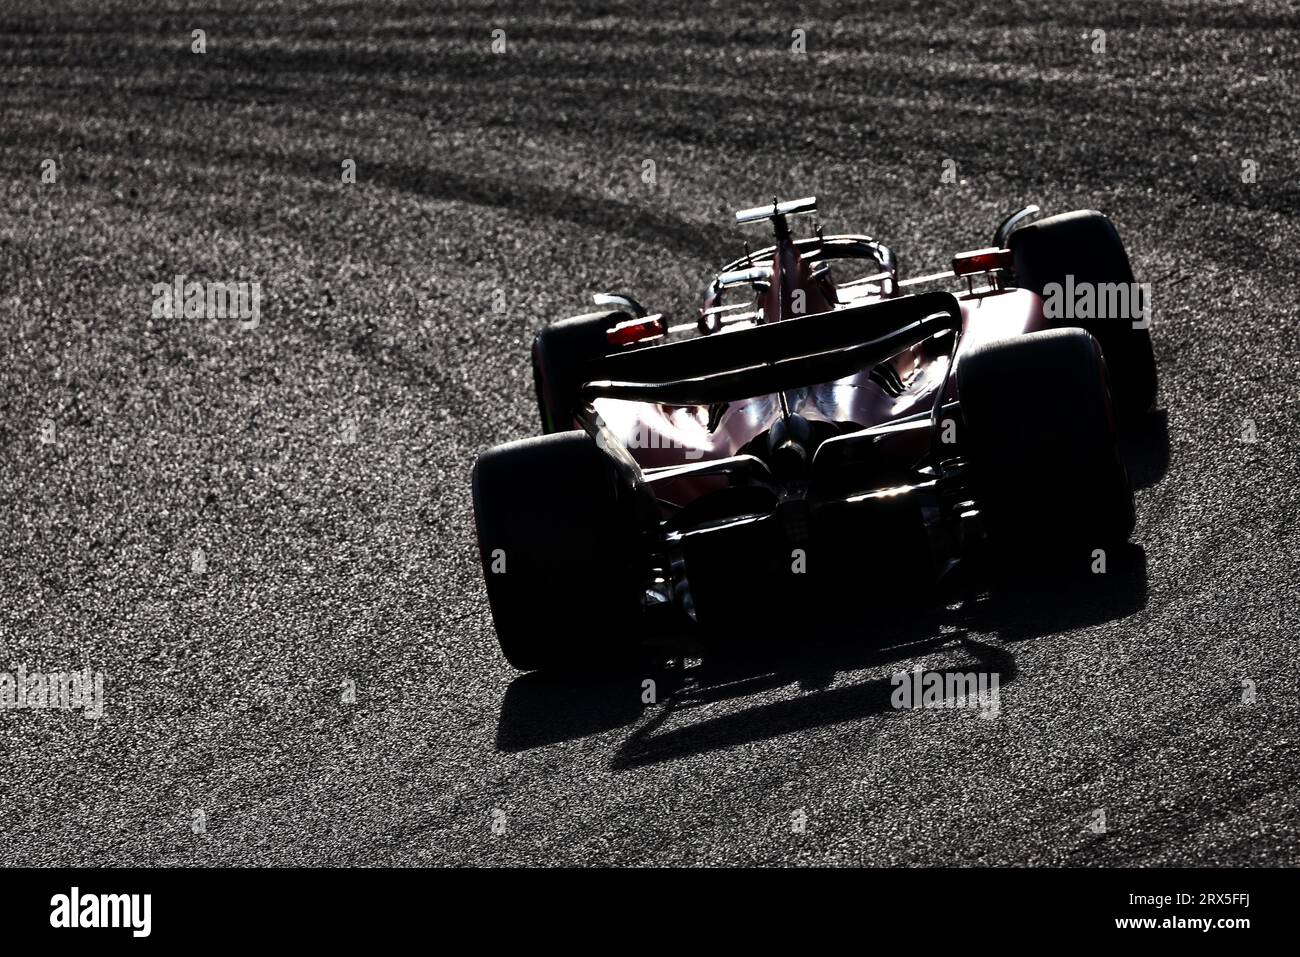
[473,198,1156,670]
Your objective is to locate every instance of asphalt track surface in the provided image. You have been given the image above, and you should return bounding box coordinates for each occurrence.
[2,1,1298,866]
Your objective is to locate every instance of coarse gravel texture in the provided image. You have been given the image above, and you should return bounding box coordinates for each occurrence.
[1,0,1298,866]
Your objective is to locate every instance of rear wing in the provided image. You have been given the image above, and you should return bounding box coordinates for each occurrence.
[580,291,962,407]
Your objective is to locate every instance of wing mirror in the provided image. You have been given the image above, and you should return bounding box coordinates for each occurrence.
[992,204,1041,248]
[593,292,648,318]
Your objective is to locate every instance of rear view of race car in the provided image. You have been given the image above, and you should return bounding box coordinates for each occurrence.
[473,198,1157,670]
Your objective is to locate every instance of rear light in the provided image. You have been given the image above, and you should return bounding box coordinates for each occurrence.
[607,314,667,347]
[952,247,1013,277]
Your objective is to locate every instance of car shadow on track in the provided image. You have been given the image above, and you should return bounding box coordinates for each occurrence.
[496,543,1148,764]
[608,634,1016,770]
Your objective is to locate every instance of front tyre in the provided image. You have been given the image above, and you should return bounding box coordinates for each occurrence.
[1010,209,1157,417]
[531,310,627,433]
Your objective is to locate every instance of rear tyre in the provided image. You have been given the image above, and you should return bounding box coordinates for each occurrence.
[957,328,1135,557]
[1010,209,1157,417]
[471,431,644,671]
[531,311,627,433]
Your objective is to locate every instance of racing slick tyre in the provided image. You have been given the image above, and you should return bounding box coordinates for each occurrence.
[532,310,628,434]
[1009,209,1157,417]
[956,328,1135,558]
[471,430,643,671]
